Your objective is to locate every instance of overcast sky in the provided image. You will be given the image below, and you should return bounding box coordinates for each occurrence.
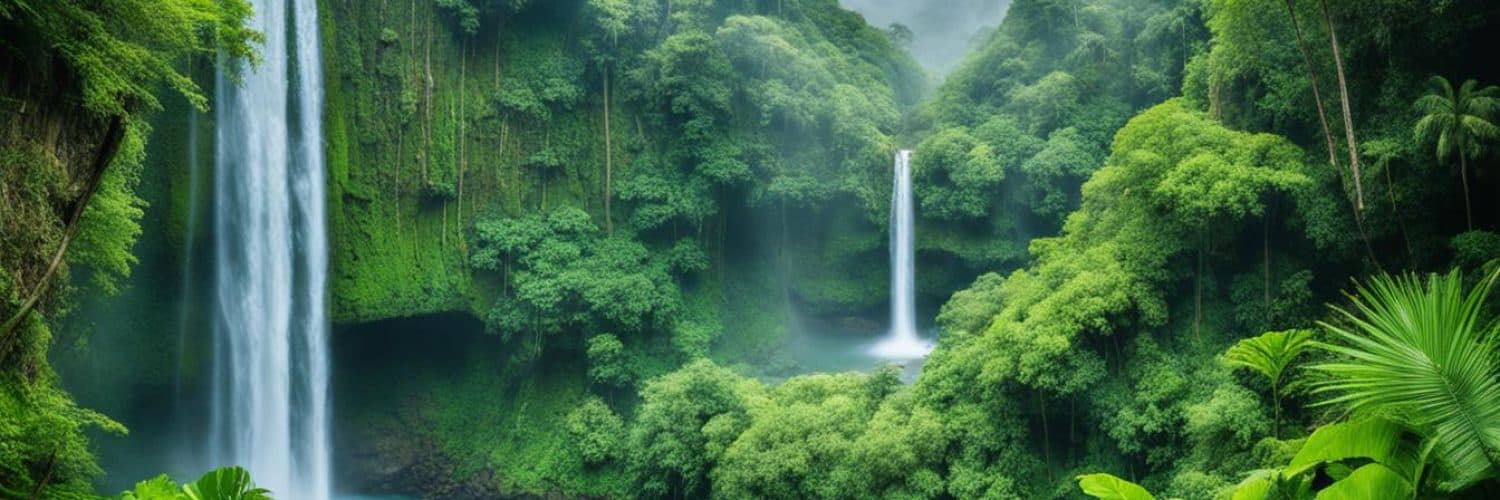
[838,0,1010,75]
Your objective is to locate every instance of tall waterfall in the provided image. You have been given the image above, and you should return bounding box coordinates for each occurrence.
[210,0,331,497]
[871,150,931,359]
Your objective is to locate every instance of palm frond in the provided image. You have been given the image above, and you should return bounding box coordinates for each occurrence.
[1431,75,1456,100]
[1462,115,1500,142]
[1226,329,1315,386]
[1413,93,1452,115]
[1413,112,1454,160]
[1311,270,1500,491]
[1466,91,1500,117]
[1437,127,1458,161]
[1458,79,1479,102]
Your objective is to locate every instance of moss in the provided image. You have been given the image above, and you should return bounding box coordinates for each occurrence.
[321,0,618,323]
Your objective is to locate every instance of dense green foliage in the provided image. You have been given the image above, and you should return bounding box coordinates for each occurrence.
[0,0,254,496]
[907,0,1210,288]
[311,0,928,494]
[0,0,256,115]
[7,0,1500,497]
[1312,271,1500,492]
[499,0,1498,497]
[470,207,686,358]
[324,0,924,329]
[120,466,271,500]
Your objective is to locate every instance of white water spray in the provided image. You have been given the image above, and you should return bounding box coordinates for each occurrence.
[210,0,330,497]
[871,149,932,360]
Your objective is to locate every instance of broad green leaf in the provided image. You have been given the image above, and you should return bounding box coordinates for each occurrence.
[1312,270,1500,489]
[182,467,271,500]
[1286,419,1419,480]
[1225,329,1315,385]
[1077,473,1155,500]
[1230,469,1312,500]
[1229,473,1273,500]
[1315,463,1413,500]
[118,474,182,500]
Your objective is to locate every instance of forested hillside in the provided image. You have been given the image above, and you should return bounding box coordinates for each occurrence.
[315,1,927,494]
[322,0,924,337]
[4,0,1500,498]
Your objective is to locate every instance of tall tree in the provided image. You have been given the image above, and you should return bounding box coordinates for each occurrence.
[1414,76,1500,230]
[586,0,633,236]
[1318,0,1365,212]
[1282,0,1339,176]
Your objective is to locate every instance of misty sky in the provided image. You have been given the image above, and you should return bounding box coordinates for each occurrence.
[838,0,1010,75]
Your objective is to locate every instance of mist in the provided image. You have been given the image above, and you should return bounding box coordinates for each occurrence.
[838,0,1010,75]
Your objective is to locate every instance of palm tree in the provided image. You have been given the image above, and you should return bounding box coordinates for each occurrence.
[1414,76,1500,230]
[1225,329,1316,439]
[1312,270,1500,490]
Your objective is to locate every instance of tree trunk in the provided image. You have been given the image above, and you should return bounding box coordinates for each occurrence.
[1264,209,1271,317]
[458,42,467,239]
[1,115,127,353]
[1289,0,1379,268]
[28,451,58,500]
[1461,153,1474,230]
[444,87,456,247]
[1272,382,1282,440]
[540,129,550,211]
[396,129,404,239]
[1284,0,1340,174]
[1195,226,1203,342]
[1067,396,1076,464]
[423,17,434,185]
[1038,391,1051,472]
[604,65,614,236]
[504,9,510,85]
[1320,0,1364,212]
[1385,160,1415,263]
[408,0,418,208]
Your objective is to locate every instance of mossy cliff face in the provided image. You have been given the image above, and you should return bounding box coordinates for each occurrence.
[310,2,923,493]
[318,0,923,328]
[322,0,508,323]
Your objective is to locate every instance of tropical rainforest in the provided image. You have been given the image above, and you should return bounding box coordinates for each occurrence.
[4,0,1500,498]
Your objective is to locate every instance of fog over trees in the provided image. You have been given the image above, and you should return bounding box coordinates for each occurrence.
[839,0,1009,74]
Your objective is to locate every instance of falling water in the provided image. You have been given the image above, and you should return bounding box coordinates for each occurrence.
[871,149,932,359]
[210,0,331,497]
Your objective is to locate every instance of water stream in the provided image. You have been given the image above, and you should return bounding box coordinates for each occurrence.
[871,149,932,360]
[210,0,331,497]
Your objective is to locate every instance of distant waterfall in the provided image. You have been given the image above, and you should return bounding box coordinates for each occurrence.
[210,0,331,497]
[871,150,931,359]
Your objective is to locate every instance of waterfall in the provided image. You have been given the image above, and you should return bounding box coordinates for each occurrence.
[210,0,331,497]
[871,149,932,360]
